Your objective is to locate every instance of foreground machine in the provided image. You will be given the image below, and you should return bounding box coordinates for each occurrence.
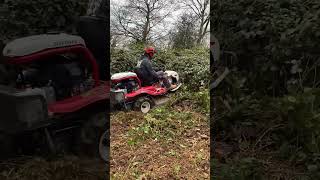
[110,70,182,113]
[0,32,109,161]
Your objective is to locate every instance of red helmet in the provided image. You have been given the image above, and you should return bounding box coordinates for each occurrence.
[144,47,157,58]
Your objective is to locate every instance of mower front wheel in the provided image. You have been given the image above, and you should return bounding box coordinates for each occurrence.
[77,112,109,162]
[134,97,154,114]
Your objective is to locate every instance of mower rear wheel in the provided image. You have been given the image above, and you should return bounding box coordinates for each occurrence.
[77,112,109,162]
[134,97,154,114]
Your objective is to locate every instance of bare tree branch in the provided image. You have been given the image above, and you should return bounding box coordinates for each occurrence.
[181,0,209,44]
[111,0,175,44]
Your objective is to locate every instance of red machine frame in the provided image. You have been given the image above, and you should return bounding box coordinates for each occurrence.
[111,73,167,102]
[4,45,110,115]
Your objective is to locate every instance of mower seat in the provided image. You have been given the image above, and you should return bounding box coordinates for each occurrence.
[133,68,157,87]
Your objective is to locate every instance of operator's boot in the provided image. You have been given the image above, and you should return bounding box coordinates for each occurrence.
[169,84,177,90]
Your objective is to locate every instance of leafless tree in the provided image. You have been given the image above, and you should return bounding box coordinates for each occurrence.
[182,0,210,44]
[112,0,177,45]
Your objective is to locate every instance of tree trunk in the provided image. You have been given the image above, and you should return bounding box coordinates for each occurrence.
[142,2,151,45]
[86,0,107,18]
[197,17,204,44]
[142,16,150,44]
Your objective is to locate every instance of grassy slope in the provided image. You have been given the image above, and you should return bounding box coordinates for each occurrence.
[110,89,210,179]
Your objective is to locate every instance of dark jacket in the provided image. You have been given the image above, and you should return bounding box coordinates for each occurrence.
[134,54,159,86]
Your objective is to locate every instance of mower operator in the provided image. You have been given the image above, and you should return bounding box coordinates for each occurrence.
[135,47,176,90]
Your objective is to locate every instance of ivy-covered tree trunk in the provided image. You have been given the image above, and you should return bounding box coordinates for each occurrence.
[81,0,109,80]
[86,0,107,19]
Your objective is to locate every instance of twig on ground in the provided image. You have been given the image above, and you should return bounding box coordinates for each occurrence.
[254,124,285,148]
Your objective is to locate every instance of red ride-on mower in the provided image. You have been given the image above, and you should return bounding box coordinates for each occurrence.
[0,30,109,161]
[110,71,182,114]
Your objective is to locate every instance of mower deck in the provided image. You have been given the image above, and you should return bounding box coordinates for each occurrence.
[153,96,170,106]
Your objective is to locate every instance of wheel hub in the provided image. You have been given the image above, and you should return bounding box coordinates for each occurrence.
[98,130,109,162]
[141,101,151,113]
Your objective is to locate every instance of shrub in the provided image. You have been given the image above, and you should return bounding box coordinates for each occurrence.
[212,0,320,95]
[111,46,210,91]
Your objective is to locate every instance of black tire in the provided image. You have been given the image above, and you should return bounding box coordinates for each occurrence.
[77,112,109,162]
[134,97,154,114]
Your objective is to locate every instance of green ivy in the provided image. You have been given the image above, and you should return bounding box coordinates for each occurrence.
[0,0,88,43]
[212,0,320,96]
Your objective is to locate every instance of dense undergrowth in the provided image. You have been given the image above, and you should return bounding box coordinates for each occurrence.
[212,0,320,179]
[0,0,88,44]
[111,44,210,91]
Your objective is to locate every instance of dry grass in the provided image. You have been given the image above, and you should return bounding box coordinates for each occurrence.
[110,107,210,179]
[0,156,107,180]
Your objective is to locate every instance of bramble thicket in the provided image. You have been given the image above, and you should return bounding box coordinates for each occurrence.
[212,0,320,179]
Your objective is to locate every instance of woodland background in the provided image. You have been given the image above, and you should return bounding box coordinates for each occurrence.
[212,0,320,179]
